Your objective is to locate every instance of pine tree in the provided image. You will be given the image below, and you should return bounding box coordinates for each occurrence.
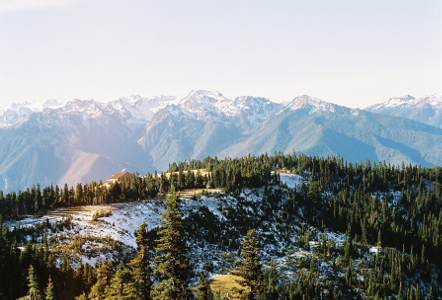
[26,265,43,300]
[104,265,131,300]
[307,178,320,204]
[75,292,88,300]
[232,229,264,300]
[126,246,152,300]
[89,260,113,300]
[195,270,213,300]
[124,221,152,299]
[377,229,382,248]
[150,186,190,300]
[264,260,279,300]
[45,276,55,300]
[135,221,149,251]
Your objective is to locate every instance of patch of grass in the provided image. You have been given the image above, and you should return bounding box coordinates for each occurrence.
[178,188,221,198]
[47,205,114,218]
[209,274,245,297]
[91,210,112,223]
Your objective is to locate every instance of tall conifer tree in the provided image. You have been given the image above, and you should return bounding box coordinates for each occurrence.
[232,229,264,300]
[89,260,112,300]
[44,276,55,300]
[126,247,152,299]
[195,270,213,300]
[104,265,131,300]
[151,186,190,300]
[23,265,43,300]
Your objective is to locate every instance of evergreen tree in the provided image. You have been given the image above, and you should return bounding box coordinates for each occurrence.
[307,177,320,204]
[232,229,264,300]
[135,221,149,251]
[126,246,152,300]
[89,260,113,300]
[44,276,55,300]
[25,265,43,300]
[263,260,279,300]
[151,186,190,300]
[125,220,152,299]
[195,270,214,300]
[104,265,131,300]
[74,292,88,300]
[377,230,382,248]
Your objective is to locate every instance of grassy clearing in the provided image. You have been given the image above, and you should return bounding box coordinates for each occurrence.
[47,205,115,217]
[177,188,221,198]
[209,274,245,297]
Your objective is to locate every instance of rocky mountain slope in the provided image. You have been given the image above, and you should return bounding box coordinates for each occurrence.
[366,94,442,128]
[221,95,442,167]
[1,91,442,192]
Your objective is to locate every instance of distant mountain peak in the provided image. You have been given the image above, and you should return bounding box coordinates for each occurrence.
[283,95,342,115]
[419,94,442,108]
[367,95,418,111]
[42,99,64,110]
[0,99,65,127]
[180,90,227,105]
[173,90,282,126]
[187,89,224,98]
[365,94,442,128]
[366,94,442,112]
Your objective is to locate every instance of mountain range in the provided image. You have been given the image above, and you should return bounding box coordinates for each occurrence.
[0,90,441,192]
[366,94,442,128]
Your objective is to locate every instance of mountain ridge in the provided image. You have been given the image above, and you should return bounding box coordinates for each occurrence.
[366,94,442,128]
[0,90,441,192]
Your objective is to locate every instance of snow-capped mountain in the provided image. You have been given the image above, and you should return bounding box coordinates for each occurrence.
[233,96,283,127]
[366,94,442,128]
[163,90,282,127]
[367,95,419,110]
[0,91,279,130]
[137,90,282,170]
[177,90,229,118]
[105,95,179,128]
[282,95,350,116]
[0,90,442,193]
[0,95,179,130]
[0,99,64,127]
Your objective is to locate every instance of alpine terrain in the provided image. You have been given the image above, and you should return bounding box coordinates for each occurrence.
[0,91,441,192]
[366,94,442,128]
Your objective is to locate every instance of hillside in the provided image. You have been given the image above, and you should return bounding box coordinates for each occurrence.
[366,94,442,129]
[1,153,441,299]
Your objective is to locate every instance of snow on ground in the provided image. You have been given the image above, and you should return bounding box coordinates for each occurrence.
[369,246,381,254]
[8,191,228,252]
[370,189,403,208]
[100,201,165,248]
[7,185,351,283]
[279,173,305,190]
[5,215,63,229]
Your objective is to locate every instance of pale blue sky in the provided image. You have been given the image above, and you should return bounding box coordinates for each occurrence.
[0,0,441,108]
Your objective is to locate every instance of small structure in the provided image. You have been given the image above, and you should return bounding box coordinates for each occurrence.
[108,171,134,184]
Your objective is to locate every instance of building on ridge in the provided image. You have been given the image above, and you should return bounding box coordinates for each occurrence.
[108,171,134,184]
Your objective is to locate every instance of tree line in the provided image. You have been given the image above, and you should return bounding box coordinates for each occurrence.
[0,151,441,299]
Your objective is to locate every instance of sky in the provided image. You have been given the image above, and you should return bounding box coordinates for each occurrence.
[0,0,441,108]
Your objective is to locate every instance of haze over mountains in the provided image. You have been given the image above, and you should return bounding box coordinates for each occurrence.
[0,90,441,192]
[366,94,442,128]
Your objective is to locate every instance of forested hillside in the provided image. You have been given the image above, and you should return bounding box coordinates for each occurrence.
[0,152,441,299]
